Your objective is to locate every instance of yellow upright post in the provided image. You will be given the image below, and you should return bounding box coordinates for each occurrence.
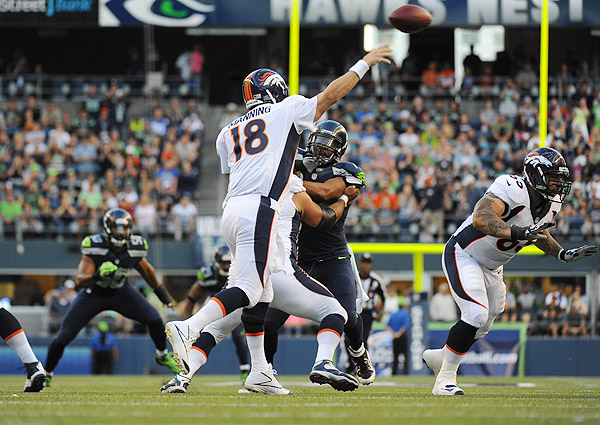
[539,0,549,147]
[289,0,300,95]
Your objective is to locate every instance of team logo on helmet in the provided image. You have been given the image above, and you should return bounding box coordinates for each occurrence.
[242,69,288,109]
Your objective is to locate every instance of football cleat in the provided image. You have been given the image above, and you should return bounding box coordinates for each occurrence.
[161,373,190,394]
[432,383,465,396]
[433,371,465,396]
[154,353,180,374]
[239,365,293,395]
[165,321,198,374]
[44,371,53,388]
[309,360,359,392]
[348,345,376,385]
[24,362,46,393]
[422,348,444,378]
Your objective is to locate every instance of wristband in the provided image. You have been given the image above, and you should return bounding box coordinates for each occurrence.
[558,249,566,262]
[349,60,369,80]
[510,224,525,240]
[187,295,197,303]
[339,194,349,207]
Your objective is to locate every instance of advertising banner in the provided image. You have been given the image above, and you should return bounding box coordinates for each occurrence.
[99,0,600,28]
[0,0,97,26]
[428,324,526,377]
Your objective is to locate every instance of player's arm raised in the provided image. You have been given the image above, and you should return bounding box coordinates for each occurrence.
[314,45,392,121]
[296,186,360,229]
[135,258,174,307]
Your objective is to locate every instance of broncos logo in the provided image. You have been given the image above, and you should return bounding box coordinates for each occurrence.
[103,0,215,27]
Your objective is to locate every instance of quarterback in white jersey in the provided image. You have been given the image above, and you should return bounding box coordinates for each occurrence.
[423,147,597,396]
[160,176,361,394]
[166,45,392,395]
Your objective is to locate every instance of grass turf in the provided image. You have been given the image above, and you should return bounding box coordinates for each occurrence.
[1,375,599,425]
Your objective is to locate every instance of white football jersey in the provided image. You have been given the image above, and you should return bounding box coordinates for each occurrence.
[452,174,561,270]
[276,175,306,275]
[216,95,317,204]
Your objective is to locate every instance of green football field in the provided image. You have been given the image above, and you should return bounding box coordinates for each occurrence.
[1,375,599,425]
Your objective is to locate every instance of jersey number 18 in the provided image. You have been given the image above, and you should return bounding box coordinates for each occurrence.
[231,119,269,162]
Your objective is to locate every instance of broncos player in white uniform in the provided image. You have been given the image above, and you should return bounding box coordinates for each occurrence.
[423,147,598,395]
[161,175,360,394]
[166,44,392,394]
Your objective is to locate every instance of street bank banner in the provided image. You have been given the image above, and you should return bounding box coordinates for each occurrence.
[0,0,97,26]
[429,328,521,376]
[99,0,600,28]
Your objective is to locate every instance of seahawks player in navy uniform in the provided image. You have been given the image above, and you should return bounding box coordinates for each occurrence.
[44,208,179,385]
[264,120,376,385]
[180,245,250,382]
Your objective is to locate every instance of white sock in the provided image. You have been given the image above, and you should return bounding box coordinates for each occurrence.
[184,347,208,379]
[156,348,168,356]
[184,299,225,333]
[5,330,38,364]
[348,343,365,356]
[443,345,465,366]
[315,329,341,364]
[246,333,269,372]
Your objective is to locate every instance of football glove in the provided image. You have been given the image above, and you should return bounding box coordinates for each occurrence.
[154,285,174,308]
[93,261,118,281]
[332,164,366,188]
[558,245,599,262]
[510,222,554,241]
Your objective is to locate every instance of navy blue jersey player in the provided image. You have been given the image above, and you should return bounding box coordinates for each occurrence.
[264,120,376,385]
[180,245,250,382]
[44,208,179,386]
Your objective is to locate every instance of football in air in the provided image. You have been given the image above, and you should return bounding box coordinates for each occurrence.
[388,5,432,34]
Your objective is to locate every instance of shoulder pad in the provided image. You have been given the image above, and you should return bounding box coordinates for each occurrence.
[128,234,148,258]
[81,234,109,256]
[338,162,363,174]
[486,174,528,207]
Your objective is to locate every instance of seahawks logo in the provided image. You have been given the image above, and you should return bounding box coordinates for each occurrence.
[101,0,215,27]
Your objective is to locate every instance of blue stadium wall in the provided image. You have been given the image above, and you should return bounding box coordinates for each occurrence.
[1,336,599,377]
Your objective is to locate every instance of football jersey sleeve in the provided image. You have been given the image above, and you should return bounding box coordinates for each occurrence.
[290,174,306,194]
[216,129,230,174]
[485,175,528,209]
[128,235,148,259]
[289,95,318,133]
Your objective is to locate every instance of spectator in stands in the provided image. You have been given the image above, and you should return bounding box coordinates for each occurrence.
[463,45,482,77]
[517,282,538,322]
[171,194,197,241]
[421,62,438,97]
[134,194,158,237]
[429,282,458,322]
[149,107,170,137]
[437,62,455,93]
[478,65,496,97]
[73,136,99,175]
[0,187,23,239]
[571,97,590,141]
[417,175,445,242]
[499,79,520,120]
[515,63,538,96]
[156,159,179,198]
[562,287,588,337]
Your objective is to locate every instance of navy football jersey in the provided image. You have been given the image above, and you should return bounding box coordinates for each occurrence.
[297,161,360,262]
[81,233,148,294]
[196,263,228,294]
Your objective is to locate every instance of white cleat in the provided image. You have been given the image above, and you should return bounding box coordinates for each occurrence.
[239,365,293,395]
[161,373,190,394]
[422,348,444,378]
[165,321,198,374]
[432,371,465,396]
[432,383,465,396]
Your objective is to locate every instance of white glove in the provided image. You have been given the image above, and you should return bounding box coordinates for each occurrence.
[558,245,599,262]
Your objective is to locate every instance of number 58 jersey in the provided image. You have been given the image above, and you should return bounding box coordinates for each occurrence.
[216,95,317,204]
[451,174,561,270]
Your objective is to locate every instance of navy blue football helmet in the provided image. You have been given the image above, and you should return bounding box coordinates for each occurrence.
[214,245,232,278]
[103,208,133,247]
[307,120,348,166]
[242,69,288,110]
[523,147,571,203]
